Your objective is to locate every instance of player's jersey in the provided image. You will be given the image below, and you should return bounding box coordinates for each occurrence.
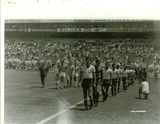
[81,65,95,79]
[118,68,123,77]
[122,69,128,77]
[102,68,113,79]
[112,69,119,79]
[60,64,67,72]
[95,65,103,79]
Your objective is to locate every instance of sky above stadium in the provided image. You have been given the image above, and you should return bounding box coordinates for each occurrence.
[1,0,160,20]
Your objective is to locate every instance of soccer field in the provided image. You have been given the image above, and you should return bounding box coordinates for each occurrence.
[4,69,160,124]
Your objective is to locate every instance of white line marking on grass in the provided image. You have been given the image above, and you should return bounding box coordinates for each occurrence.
[135,110,147,113]
[36,100,84,124]
[130,110,147,113]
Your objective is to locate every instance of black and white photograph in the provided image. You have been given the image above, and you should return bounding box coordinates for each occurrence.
[1,0,160,124]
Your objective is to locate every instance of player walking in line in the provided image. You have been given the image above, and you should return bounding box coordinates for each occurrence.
[111,64,119,96]
[93,58,103,106]
[38,62,50,88]
[72,60,80,88]
[116,64,122,93]
[121,66,128,91]
[80,57,96,110]
[78,60,85,88]
[126,66,133,87]
[154,68,159,83]
[59,60,67,89]
[102,62,113,101]
[66,61,74,88]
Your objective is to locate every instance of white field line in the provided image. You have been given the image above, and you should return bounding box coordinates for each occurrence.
[130,110,147,113]
[36,100,84,124]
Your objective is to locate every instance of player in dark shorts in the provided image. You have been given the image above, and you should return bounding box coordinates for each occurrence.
[111,64,119,96]
[73,60,80,88]
[80,57,96,110]
[102,62,113,101]
[39,62,50,88]
[126,66,133,87]
[116,65,122,93]
[93,58,103,106]
[121,65,128,91]
[66,61,74,87]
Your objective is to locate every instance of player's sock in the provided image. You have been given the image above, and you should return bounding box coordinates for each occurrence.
[96,92,99,105]
[89,100,93,110]
[84,100,88,110]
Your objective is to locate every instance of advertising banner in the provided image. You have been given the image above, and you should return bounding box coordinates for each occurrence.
[120,28,143,32]
[91,28,106,32]
[5,27,160,32]
[57,28,91,32]
[29,28,57,32]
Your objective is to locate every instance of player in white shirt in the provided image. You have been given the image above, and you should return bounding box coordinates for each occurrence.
[72,60,80,88]
[117,65,122,93]
[111,64,119,96]
[102,62,113,101]
[59,60,67,89]
[126,66,133,87]
[66,61,74,88]
[139,77,149,99]
[80,57,96,110]
[121,66,128,91]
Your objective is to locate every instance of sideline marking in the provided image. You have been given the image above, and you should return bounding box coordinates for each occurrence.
[36,100,83,124]
[130,110,147,113]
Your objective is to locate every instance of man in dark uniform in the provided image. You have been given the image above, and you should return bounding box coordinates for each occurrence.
[39,62,50,88]
[93,58,103,106]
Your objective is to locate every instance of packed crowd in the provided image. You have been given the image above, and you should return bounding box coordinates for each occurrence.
[4,38,159,72]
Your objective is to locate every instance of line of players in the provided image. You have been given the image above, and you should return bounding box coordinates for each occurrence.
[54,57,148,109]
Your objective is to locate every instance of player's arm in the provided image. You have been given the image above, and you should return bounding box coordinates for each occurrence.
[101,69,103,83]
[117,70,119,81]
[93,67,96,87]
[58,67,61,75]
[72,67,75,76]
[110,70,112,85]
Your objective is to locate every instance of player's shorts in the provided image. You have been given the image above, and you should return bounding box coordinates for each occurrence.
[102,79,111,86]
[82,78,93,88]
[96,78,102,85]
[59,72,66,78]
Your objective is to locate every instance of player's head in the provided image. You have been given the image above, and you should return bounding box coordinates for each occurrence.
[112,64,115,70]
[116,64,119,69]
[105,62,109,69]
[42,62,45,67]
[86,57,91,64]
[141,77,146,81]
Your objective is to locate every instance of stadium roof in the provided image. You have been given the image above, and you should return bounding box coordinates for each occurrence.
[5,19,160,23]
